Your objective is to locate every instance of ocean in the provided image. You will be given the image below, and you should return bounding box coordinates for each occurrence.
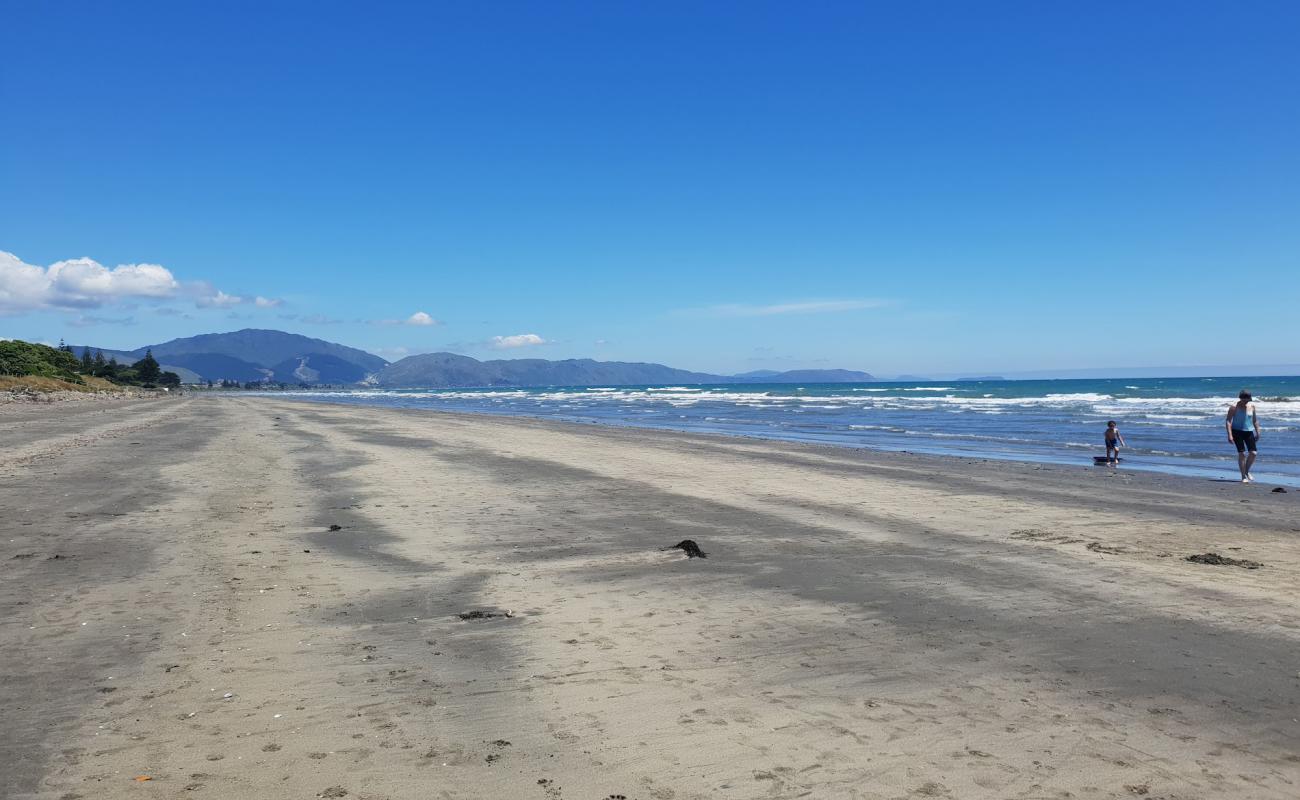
[257,376,1300,486]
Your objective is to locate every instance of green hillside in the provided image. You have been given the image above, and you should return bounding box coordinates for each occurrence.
[0,339,181,389]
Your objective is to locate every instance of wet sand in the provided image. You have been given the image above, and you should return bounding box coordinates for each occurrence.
[3,395,1299,799]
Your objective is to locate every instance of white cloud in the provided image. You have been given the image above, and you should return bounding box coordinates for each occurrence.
[47,258,178,306]
[489,333,547,349]
[2,251,180,312]
[68,314,136,327]
[373,310,443,327]
[197,290,244,308]
[0,251,50,312]
[190,282,283,310]
[688,299,890,317]
[0,250,269,314]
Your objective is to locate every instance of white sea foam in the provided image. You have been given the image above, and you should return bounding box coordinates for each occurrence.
[1044,393,1115,402]
[260,387,1300,424]
[1130,420,1207,429]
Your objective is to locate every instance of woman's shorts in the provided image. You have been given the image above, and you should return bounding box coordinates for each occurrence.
[1232,430,1257,453]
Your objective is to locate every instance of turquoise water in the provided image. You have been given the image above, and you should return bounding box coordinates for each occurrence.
[260,376,1300,486]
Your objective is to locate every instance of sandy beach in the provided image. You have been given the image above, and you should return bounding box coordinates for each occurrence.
[3,395,1298,800]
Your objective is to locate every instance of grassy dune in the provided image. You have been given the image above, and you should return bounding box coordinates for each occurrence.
[0,375,131,393]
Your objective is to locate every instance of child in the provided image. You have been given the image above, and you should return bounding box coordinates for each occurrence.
[1105,421,1126,467]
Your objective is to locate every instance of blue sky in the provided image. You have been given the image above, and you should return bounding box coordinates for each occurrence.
[2,1,1298,376]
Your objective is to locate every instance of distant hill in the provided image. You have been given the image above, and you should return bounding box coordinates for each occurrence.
[270,353,370,384]
[66,344,203,384]
[142,329,386,372]
[734,368,875,383]
[66,345,137,364]
[72,329,386,383]
[162,353,269,382]
[373,353,874,388]
[373,353,721,388]
[64,329,876,387]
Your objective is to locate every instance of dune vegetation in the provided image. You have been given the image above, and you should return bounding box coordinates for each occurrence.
[0,339,179,392]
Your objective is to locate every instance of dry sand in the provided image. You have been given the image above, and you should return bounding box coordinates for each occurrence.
[2,396,1298,800]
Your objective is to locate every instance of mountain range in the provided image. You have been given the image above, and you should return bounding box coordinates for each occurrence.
[71,329,387,385]
[369,352,711,388]
[73,329,876,387]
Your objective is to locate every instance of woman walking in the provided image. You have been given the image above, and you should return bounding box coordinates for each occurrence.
[1225,390,1261,483]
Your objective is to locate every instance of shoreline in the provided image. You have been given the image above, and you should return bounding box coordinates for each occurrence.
[265,392,1300,488]
[3,396,1298,799]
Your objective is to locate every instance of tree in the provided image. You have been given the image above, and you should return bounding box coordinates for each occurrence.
[80,347,94,372]
[93,350,106,374]
[0,339,84,382]
[132,349,161,385]
[158,371,181,388]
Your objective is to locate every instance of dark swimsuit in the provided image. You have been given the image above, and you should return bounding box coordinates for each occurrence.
[1231,406,1257,453]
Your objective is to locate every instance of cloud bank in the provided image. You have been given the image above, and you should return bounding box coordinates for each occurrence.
[489,333,547,349]
[0,250,282,315]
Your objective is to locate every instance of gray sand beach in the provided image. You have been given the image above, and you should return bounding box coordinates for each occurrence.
[3,396,1298,799]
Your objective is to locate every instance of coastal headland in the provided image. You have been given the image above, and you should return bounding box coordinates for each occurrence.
[3,396,1298,799]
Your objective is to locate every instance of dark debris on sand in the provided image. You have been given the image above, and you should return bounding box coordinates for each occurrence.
[1186,552,1264,569]
[457,610,513,621]
[665,539,708,558]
